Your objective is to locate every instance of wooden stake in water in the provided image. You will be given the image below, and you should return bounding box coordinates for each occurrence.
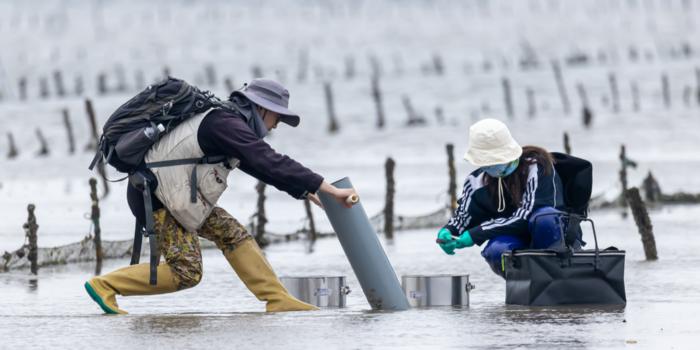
[254,181,268,248]
[89,178,103,273]
[403,95,425,126]
[446,144,457,210]
[371,76,385,129]
[631,81,640,112]
[642,171,662,203]
[35,128,49,156]
[205,64,217,87]
[552,60,571,114]
[324,82,339,133]
[384,157,396,240]
[97,73,108,95]
[303,198,317,245]
[608,73,620,113]
[24,204,39,275]
[695,67,700,105]
[582,107,593,128]
[661,73,671,109]
[625,187,658,260]
[62,109,75,154]
[39,77,49,99]
[85,98,99,151]
[526,87,537,118]
[563,132,572,155]
[502,77,514,119]
[53,70,66,98]
[619,144,638,207]
[18,77,27,101]
[224,77,234,93]
[6,132,18,159]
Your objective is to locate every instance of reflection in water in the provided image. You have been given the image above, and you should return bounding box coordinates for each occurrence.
[129,315,204,335]
[28,278,38,292]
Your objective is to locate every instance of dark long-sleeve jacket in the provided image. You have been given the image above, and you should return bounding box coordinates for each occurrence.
[127,109,323,223]
[442,162,565,246]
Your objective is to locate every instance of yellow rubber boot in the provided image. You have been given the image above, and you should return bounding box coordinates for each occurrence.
[225,239,319,312]
[84,263,180,315]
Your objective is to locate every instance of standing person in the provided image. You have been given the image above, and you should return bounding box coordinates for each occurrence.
[85,78,357,314]
[436,118,580,278]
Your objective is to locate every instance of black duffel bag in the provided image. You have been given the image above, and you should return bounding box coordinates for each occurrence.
[503,214,626,306]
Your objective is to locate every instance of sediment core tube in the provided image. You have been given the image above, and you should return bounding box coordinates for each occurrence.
[319,177,410,311]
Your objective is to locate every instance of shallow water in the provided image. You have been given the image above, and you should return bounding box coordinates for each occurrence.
[2,206,699,349]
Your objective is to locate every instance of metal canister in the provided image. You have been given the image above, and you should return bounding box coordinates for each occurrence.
[401,274,475,307]
[280,276,352,308]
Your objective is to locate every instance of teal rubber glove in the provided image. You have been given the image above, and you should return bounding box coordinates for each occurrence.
[436,228,457,255]
[455,230,474,249]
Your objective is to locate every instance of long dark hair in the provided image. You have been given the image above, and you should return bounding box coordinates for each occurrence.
[483,145,554,208]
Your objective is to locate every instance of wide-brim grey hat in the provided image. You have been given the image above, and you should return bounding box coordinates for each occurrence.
[232,78,300,127]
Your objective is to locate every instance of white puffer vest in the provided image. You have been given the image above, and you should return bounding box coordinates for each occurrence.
[145,108,240,232]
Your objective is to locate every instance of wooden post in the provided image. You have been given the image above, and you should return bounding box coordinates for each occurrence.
[371,76,385,129]
[502,77,514,118]
[35,128,49,156]
[115,65,127,93]
[251,65,263,79]
[625,187,658,260]
[162,66,171,79]
[7,132,18,159]
[432,53,445,75]
[369,55,382,78]
[62,109,76,154]
[582,107,593,128]
[53,70,66,98]
[619,144,638,207]
[446,144,457,210]
[384,158,395,240]
[631,81,640,112]
[39,77,50,99]
[526,87,537,118]
[324,82,339,133]
[642,171,662,202]
[24,204,39,275]
[254,181,268,248]
[303,198,317,244]
[608,72,620,113]
[85,98,99,151]
[18,77,27,100]
[563,132,572,155]
[403,95,425,126]
[97,73,108,95]
[661,73,671,109]
[552,60,571,114]
[74,75,84,96]
[90,178,103,273]
[435,106,445,125]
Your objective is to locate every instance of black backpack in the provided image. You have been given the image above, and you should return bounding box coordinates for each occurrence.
[88,77,237,285]
[88,77,234,174]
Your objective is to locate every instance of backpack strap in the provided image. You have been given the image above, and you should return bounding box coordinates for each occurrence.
[129,172,160,285]
[130,220,143,265]
[146,155,229,203]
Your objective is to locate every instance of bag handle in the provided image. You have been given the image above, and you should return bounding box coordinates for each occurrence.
[531,211,600,270]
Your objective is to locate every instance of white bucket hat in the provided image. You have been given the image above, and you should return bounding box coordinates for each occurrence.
[464,118,522,166]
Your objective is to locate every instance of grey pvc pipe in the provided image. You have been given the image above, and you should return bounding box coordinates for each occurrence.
[319,177,410,311]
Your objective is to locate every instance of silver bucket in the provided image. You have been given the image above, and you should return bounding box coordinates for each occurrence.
[401,274,475,307]
[280,276,351,308]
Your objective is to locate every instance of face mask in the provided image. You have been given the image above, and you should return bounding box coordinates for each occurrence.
[483,159,519,178]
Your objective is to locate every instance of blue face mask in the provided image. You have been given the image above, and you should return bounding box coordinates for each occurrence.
[483,159,519,178]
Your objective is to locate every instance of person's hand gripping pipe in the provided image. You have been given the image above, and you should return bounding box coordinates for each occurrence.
[308,180,359,209]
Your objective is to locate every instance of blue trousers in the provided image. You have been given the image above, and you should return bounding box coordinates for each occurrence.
[480,207,579,278]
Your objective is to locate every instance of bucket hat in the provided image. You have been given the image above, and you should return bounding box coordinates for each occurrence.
[464,118,522,166]
[232,78,300,127]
